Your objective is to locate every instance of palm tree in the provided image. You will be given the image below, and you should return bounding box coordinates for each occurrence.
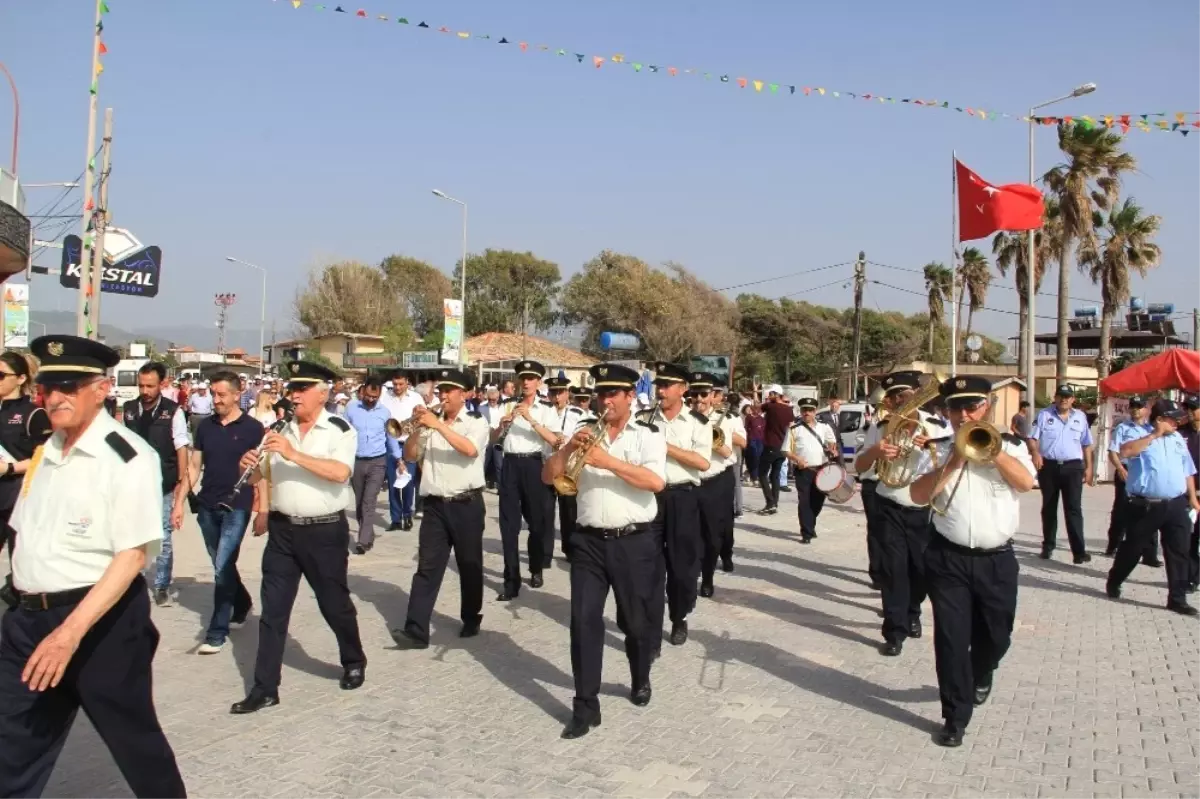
[923,261,953,360]
[1042,125,1137,382]
[994,194,1062,372]
[956,247,992,341]
[1077,197,1161,380]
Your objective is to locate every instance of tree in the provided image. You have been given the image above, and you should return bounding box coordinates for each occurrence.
[957,247,992,340]
[451,249,560,337]
[993,194,1061,372]
[294,260,403,337]
[298,347,339,374]
[380,254,454,338]
[381,319,418,356]
[1042,125,1137,381]
[923,262,953,360]
[1077,197,1162,379]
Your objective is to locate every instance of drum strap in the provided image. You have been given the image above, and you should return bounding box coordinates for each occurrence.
[799,422,833,468]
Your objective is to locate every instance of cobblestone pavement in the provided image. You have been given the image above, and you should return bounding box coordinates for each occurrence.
[43,481,1199,798]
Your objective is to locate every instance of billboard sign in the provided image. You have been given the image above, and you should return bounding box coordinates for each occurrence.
[689,353,732,387]
[59,230,162,298]
[3,283,29,349]
[442,298,463,363]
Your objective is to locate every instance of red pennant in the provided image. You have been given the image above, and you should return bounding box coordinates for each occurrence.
[667,67,677,76]
[356,9,366,17]
[592,56,603,68]
[519,41,527,51]
[98,41,108,55]
[85,198,94,211]
[736,77,747,88]
[803,87,811,96]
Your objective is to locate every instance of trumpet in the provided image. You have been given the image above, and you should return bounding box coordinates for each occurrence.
[552,409,610,496]
[387,404,442,438]
[710,402,730,449]
[931,421,1003,515]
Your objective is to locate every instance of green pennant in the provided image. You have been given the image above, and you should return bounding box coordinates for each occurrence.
[88,157,96,171]
[632,63,642,72]
[99,0,110,13]
[89,80,98,95]
[769,83,778,93]
[398,17,407,23]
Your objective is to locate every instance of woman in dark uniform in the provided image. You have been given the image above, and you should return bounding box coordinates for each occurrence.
[0,351,53,554]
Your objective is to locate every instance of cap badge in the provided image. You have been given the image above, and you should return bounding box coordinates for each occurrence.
[441,370,449,377]
[956,379,966,389]
[47,341,64,357]
[598,366,608,376]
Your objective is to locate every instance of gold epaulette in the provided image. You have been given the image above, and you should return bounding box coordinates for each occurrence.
[21,445,44,498]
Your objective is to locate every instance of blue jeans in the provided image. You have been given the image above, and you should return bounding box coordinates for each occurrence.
[196,506,253,646]
[153,492,173,591]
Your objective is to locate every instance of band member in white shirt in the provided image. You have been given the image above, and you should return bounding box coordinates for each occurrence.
[642,363,709,648]
[492,360,561,599]
[783,398,839,543]
[543,362,667,740]
[911,376,1035,747]
[380,372,426,532]
[856,371,951,656]
[693,374,745,593]
[392,369,492,647]
[545,376,586,560]
[571,386,596,416]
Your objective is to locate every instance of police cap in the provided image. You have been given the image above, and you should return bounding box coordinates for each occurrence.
[31,335,120,385]
[1055,383,1075,397]
[285,360,338,390]
[1128,395,1146,408]
[1183,397,1199,412]
[433,367,475,392]
[515,360,546,379]
[882,370,922,395]
[545,376,571,390]
[798,397,818,411]
[571,386,594,398]
[589,362,639,390]
[653,362,690,385]
[688,371,715,390]
[1150,398,1187,423]
[939,375,992,410]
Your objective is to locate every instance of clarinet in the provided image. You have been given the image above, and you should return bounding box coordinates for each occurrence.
[218,407,294,512]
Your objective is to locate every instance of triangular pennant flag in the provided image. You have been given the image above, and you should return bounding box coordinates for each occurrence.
[593,56,603,68]
[832,91,839,98]
[753,80,763,92]
[1175,112,1186,124]
[720,75,729,83]
[478,35,490,40]
[517,40,526,49]
[377,14,388,21]
[817,88,825,95]
[99,0,110,12]
[769,83,778,93]
[84,234,94,248]
[398,17,408,23]
[736,77,747,88]
[667,67,677,76]
[556,48,565,55]
[647,65,658,72]
[95,62,104,75]
[88,157,96,171]
[575,53,584,63]
[334,5,345,11]
[437,26,450,33]
[539,45,549,51]
[85,198,95,211]
[89,80,98,95]
[498,37,508,43]
[417,21,428,27]
[802,87,811,95]
[789,85,795,94]
[457,32,469,38]
[847,92,857,99]
[1182,130,1189,137]
[612,54,624,63]
[98,41,108,54]
[292,0,301,7]
[96,20,103,33]
[632,62,642,72]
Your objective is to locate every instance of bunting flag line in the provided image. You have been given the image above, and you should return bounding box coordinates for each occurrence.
[82,0,111,338]
[271,1,1199,137]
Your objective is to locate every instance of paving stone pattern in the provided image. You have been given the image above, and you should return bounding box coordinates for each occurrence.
[42,484,1199,798]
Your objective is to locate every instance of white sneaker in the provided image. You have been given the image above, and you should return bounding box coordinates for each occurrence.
[197,642,224,655]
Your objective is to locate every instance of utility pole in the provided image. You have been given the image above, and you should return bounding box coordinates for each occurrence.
[1193,308,1199,352]
[75,0,106,337]
[521,294,529,359]
[849,251,866,400]
[86,108,112,339]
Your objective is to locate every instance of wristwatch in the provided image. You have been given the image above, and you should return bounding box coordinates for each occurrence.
[4,462,13,477]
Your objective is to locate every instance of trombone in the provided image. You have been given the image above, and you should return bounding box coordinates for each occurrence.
[930,420,1003,515]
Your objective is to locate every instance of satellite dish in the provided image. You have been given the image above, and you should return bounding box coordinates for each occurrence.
[965,334,983,352]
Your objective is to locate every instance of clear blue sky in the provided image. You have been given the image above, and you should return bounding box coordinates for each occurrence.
[7,0,1198,348]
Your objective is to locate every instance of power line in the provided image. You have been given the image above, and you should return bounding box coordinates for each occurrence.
[713,261,853,294]
[869,279,1061,321]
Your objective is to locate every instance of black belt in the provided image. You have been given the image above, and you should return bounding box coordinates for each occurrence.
[933,535,1012,556]
[269,510,345,526]
[425,488,483,504]
[355,453,387,460]
[16,584,93,612]
[1043,458,1082,465]
[578,523,651,539]
[1129,494,1185,506]
[504,452,543,460]
[701,472,725,485]
[663,482,694,492]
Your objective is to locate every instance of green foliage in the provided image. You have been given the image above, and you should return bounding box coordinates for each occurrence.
[452,249,560,337]
[381,319,418,355]
[293,260,404,337]
[380,254,453,337]
[298,347,339,374]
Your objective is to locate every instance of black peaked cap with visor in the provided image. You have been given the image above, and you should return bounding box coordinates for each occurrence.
[515,360,546,379]
[31,335,120,386]
[434,367,476,392]
[589,362,639,390]
[939,375,992,410]
[654,362,690,385]
[285,360,339,391]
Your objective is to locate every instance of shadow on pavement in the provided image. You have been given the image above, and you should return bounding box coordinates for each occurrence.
[707,586,880,649]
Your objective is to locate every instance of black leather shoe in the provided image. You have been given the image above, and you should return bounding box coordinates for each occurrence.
[460,618,482,638]
[973,681,992,706]
[1167,600,1199,616]
[699,582,714,599]
[1142,558,1163,568]
[935,722,964,747]
[669,621,688,646]
[391,629,430,650]
[721,558,734,573]
[1105,582,1121,599]
[1039,548,1053,560]
[561,714,601,740]
[387,522,403,532]
[529,573,544,589]
[404,517,415,531]
[1188,582,1199,594]
[880,641,902,657]
[340,667,365,690]
[1102,548,1118,557]
[630,684,652,707]
[354,543,370,555]
[496,589,519,602]
[869,580,883,591]
[1073,552,1092,565]
[908,619,922,639]
[231,690,279,714]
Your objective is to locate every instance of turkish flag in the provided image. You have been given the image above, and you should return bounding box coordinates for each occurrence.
[956,159,1044,242]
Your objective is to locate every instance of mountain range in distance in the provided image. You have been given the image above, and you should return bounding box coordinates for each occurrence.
[27,310,275,354]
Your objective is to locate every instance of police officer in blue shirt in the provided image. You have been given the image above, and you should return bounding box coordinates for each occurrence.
[1180,398,1200,593]
[1029,384,1095,563]
[1105,399,1200,616]
[1105,397,1160,565]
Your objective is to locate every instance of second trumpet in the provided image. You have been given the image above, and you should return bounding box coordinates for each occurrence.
[552,409,610,497]
[387,404,442,438]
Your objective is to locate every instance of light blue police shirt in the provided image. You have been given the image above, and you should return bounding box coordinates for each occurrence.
[1125,429,1197,500]
[344,398,391,458]
[1109,420,1153,466]
[1031,407,1093,461]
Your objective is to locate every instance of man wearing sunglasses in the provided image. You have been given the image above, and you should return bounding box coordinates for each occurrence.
[0,335,186,797]
[544,375,586,561]
[694,374,746,596]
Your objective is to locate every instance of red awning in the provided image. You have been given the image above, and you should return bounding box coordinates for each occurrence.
[1099,348,1200,396]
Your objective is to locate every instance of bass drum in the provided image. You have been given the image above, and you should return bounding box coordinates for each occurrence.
[815,463,855,504]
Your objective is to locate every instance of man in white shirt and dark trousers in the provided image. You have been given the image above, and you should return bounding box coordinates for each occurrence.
[543,362,667,740]
[392,369,492,647]
[230,361,366,714]
[784,398,839,544]
[0,336,186,797]
[544,376,586,561]
[380,372,426,531]
[695,375,745,593]
[911,376,1036,748]
[493,360,561,599]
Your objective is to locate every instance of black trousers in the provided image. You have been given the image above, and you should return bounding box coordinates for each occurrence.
[759,447,785,509]
[570,526,660,719]
[0,577,186,798]
[253,514,365,694]
[548,492,579,560]
[1190,510,1200,588]
[794,467,826,540]
[1106,474,1160,561]
[1038,459,1087,555]
[652,484,701,628]
[860,479,884,587]
[701,467,737,580]
[1108,495,1192,606]
[926,537,1019,730]
[403,493,485,643]
[498,454,551,592]
[877,495,932,643]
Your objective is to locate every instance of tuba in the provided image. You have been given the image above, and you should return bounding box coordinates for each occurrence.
[875,372,946,488]
[931,421,1003,515]
[552,409,610,496]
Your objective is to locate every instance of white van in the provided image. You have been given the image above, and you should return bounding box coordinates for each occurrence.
[817,402,877,463]
[110,358,148,405]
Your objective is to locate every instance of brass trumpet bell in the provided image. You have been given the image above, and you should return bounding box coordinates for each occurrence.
[385,418,405,438]
[931,421,1003,515]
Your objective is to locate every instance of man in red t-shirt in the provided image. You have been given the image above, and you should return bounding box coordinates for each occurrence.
[758,385,795,514]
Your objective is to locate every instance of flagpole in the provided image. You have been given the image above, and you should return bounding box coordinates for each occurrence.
[950,151,959,378]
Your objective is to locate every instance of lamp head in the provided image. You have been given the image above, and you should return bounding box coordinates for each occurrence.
[432,189,447,199]
[1072,82,1097,97]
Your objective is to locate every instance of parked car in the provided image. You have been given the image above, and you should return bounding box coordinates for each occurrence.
[817,402,877,464]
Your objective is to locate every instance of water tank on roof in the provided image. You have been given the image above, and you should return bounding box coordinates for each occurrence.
[599,332,641,351]
[1147,303,1174,315]
[1073,306,1099,318]
[1129,296,1145,311]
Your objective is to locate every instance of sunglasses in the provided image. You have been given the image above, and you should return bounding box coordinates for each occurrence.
[0,370,16,379]
[41,378,103,396]
[692,390,712,398]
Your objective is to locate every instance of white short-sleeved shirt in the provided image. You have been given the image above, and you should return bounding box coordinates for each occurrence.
[864,410,953,507]
[702,412,741,479]
[263,410,357,516]
[576,419,668,528]
[785,420,837,469]
[656,407,710,486]
[921,434,1036,548]
[543,404,585,457]
[11,412,164,593]
[380,389,426,442]
[500,399,558,456]
[416,411,490,497]
[730,414,747,450]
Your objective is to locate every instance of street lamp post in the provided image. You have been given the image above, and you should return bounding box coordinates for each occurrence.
[432,189,468,367]
[0,61,18,174]
[1024,82,1095,411]
[224,256,267,376]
